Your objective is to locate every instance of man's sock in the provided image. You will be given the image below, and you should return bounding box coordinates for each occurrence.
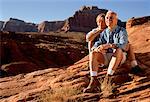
[131,60,138,67]
[107,68,115,75]
[90,71,97,76]
[107,56,116,75]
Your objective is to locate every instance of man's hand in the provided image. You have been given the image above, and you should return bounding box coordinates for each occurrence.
[93,43,116,53]
[93,44,108,53]
[93,47,106,53]
[102,43,116,49]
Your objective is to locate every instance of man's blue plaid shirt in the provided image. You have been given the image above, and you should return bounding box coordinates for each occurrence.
[93,25,128,52]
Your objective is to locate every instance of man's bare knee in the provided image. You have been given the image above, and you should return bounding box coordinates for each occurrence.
[90,51,102,56]
[117,48,123,52]
[113,48,123,56]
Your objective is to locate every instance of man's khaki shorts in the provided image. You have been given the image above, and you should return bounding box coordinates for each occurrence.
[104,52,127,67]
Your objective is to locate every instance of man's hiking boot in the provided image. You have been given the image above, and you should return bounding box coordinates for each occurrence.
[83,76,101,93]
[131,65,142,74]
[101,75,118,98]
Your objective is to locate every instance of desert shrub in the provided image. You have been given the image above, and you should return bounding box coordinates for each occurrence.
[39,87,82,102]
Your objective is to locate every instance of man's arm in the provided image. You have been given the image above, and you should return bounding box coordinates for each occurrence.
[91,31,106,52]
[115,28,128,51]
[97,28,128,51]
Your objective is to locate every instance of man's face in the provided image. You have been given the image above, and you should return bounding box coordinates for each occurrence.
[97,17,106,29]
[105,13,118,28]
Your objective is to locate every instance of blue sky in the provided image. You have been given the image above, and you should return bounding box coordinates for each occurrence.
[0,0,149,24]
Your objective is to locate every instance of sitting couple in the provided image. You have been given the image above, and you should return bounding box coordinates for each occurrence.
[84,10,141,93]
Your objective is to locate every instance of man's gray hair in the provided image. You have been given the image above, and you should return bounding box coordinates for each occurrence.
[106,10,118,19]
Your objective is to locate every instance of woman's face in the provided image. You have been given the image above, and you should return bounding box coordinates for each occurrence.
[96,17,107,29]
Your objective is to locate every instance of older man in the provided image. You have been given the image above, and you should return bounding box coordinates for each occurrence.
[84,11,128,93]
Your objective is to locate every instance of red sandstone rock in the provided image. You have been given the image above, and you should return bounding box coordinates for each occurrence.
[1,18,38,32]
[0,16,150,102]
[0,31,87,75]
[126,16,150,53]
[61,6,108,32]
[38,21,65,32]
[61,6,125,33]
[1,61,39,76]
[126,16,150,28]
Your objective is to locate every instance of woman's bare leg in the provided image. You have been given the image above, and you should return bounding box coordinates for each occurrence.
[128,44,138,67]
[128,44,142,74]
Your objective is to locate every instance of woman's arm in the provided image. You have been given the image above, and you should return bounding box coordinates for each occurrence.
[86,28,103,42]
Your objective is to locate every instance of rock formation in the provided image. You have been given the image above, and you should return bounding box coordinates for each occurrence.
[0,4,150,101]
[0,21,4,30]
[38,21,65,32]
[0,6,127,33]
[0,31,87,76]
[1,61,38,76]
[0,18,65,32]
[61,6,125,33]
[126,16,150,53]
[0,52,149,102]
[61,6,108,32]
[126,16,150,28]
[1,18,38,32]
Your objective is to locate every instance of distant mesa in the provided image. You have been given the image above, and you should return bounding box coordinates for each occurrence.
[0,6,126,33]
[80,5,99,10]
[61,6,125,33]
[61,6,108,32]
[1,18,38,32]
[38,21,65,32]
